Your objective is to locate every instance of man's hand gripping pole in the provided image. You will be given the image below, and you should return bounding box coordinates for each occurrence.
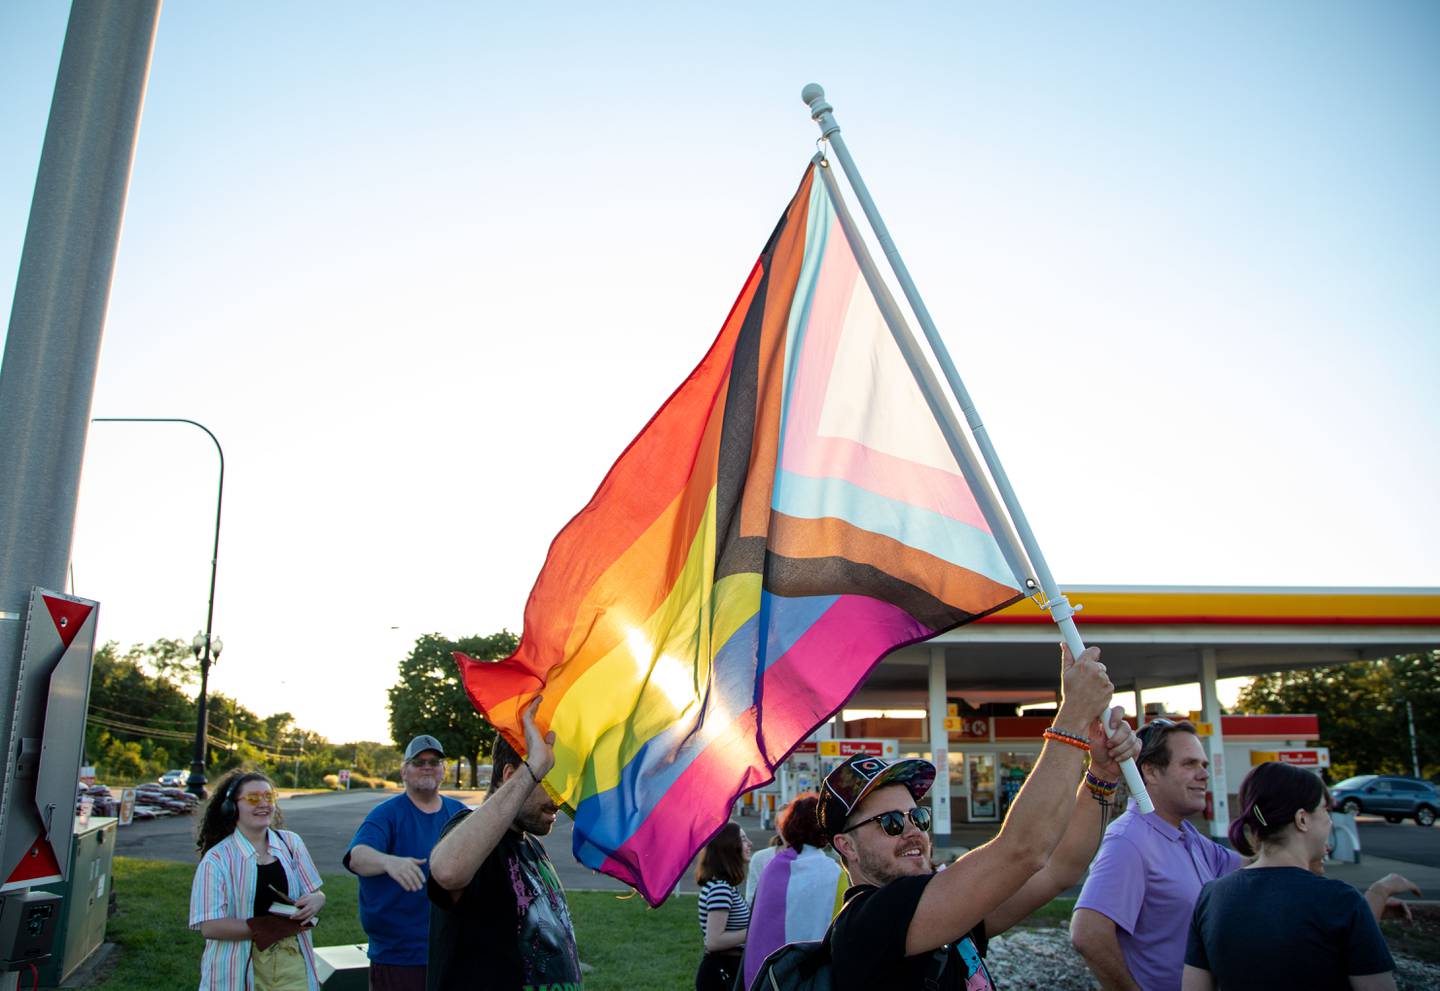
[1049,595,1154,814]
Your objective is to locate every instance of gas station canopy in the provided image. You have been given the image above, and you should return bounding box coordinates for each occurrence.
[851,586,1440,707]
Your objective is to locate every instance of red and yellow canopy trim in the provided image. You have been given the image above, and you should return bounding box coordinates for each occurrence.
[981,588,1440,627]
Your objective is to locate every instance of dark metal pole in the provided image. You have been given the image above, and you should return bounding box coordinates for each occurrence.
[92,418,223,797]
[0,0,163,884]
[1407,700,1421,780]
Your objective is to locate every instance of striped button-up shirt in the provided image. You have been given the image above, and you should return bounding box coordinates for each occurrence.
[189,828,324,990]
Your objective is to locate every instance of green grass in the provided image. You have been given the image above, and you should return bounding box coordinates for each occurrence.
[97,859,367,990]
[99,858,700,990]
[1014,894,1076,926]
[99,858,1079,989]
[570,889,699,990]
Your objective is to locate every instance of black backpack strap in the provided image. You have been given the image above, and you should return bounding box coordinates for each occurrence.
[921,944,949,991]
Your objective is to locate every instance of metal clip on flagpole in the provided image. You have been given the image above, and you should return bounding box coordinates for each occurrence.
[801,83,1152,813]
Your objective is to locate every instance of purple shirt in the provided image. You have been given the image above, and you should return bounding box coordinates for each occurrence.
[1075,808,1241,991]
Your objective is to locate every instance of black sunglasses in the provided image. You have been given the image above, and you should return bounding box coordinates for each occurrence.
[843,806,932,837]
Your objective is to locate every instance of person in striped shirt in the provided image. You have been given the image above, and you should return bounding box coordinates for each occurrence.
[695,821,752,991]
[189,771,326,990]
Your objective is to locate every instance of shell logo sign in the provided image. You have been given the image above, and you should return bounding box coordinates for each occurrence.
[1250,748,1330,768]
[818,739,898,758]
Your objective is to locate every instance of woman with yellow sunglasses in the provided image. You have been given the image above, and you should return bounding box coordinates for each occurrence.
[189,770,327,989]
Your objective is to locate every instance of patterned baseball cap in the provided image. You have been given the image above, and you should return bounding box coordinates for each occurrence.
[817,753,936,839]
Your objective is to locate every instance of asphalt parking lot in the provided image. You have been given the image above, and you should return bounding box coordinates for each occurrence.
[114,789,751,897]
[115,790,1440,895]
[1357,817,1440,868]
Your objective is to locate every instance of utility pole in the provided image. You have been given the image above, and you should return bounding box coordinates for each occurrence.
[0,6,161,987]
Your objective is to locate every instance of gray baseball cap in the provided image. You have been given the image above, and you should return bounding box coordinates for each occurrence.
[404,735,446,760]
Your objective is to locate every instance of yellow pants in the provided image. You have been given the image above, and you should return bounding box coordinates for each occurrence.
[253,937,309,990]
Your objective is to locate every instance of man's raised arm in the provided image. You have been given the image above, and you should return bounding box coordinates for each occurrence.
[429,697,554,892]
[984,710,1140,936]
[903,645,1115,956]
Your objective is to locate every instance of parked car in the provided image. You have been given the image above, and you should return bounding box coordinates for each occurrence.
[1331,774,1438,826]
[158,769,188,787]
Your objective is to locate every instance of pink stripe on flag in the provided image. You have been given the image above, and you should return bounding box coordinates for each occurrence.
[785,433,994,532]
[599,595,929,902]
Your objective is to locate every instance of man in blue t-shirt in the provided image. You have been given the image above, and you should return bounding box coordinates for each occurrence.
[345,734,467,990]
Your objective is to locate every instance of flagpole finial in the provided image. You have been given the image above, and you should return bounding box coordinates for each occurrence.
[801,83,840,139]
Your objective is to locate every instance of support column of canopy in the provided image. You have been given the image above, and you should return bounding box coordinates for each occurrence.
[1199,647,1231,840]
[928,646,952,841]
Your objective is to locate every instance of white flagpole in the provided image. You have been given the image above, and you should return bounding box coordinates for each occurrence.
[802,84,1152,812]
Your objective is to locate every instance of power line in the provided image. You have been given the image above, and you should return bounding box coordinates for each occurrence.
[88,702,195,729]
[87,714,194,742]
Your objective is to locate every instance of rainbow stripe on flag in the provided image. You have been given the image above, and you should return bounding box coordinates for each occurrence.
[457,162,1024,905]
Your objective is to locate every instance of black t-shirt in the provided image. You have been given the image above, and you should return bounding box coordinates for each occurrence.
[253,859,288,917]
[425,811,583,991]
[1186,866,1395,989]
[829,876,992,991]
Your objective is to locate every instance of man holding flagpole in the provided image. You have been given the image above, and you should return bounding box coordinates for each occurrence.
[426,699,582,991]
[817,644,1139,990]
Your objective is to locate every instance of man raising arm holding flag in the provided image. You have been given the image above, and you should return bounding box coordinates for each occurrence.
[818,644,1139,990]
[426,699,582,991]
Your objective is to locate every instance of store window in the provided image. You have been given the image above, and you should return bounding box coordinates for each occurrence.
[948,751,965,790]
[967,753,998,821]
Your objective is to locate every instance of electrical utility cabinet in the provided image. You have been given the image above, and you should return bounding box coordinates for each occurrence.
[35,817,116,985]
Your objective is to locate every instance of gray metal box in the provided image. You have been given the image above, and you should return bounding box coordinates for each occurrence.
[35,817,116,985]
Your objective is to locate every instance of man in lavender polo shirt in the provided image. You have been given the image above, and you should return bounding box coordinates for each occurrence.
[1071,720,1242,991]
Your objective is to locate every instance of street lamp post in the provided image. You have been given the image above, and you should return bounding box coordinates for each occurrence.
[190,632,224,795]
[92,417,224,798]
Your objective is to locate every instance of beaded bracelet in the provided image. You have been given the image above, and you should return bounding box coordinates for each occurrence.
[1084,770,1119,801]
[1085,770,1119,791]
[1042,727,1091,752]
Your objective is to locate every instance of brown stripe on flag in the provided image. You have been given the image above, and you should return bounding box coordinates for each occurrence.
[763,553,971,632]
[768,512,1021,616]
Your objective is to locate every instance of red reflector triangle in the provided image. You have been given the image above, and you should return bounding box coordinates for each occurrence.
[43,595,94,649]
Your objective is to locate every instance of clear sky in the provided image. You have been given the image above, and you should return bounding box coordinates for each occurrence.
[3,2,1436,744]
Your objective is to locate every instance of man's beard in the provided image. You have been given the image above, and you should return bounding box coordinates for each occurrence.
[406,774,439,796]
[855,838,931,886]
[517,801,558,836]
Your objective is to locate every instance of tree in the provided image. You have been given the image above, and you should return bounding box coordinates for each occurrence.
[123,636,199,687]
[1235,651,1440,781]
[387,631,517,787]
[86,641,200,778]
[85,636,354,787]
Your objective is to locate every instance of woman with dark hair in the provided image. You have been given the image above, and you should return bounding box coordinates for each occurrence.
[189,770,326,990]
[741,793,846,989]
[1182,762,1396,991]
[695,820,751,991]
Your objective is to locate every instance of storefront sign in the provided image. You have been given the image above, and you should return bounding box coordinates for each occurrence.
[819,739,895,758]
[960,717,990,739]
[1251,748,1329,768]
